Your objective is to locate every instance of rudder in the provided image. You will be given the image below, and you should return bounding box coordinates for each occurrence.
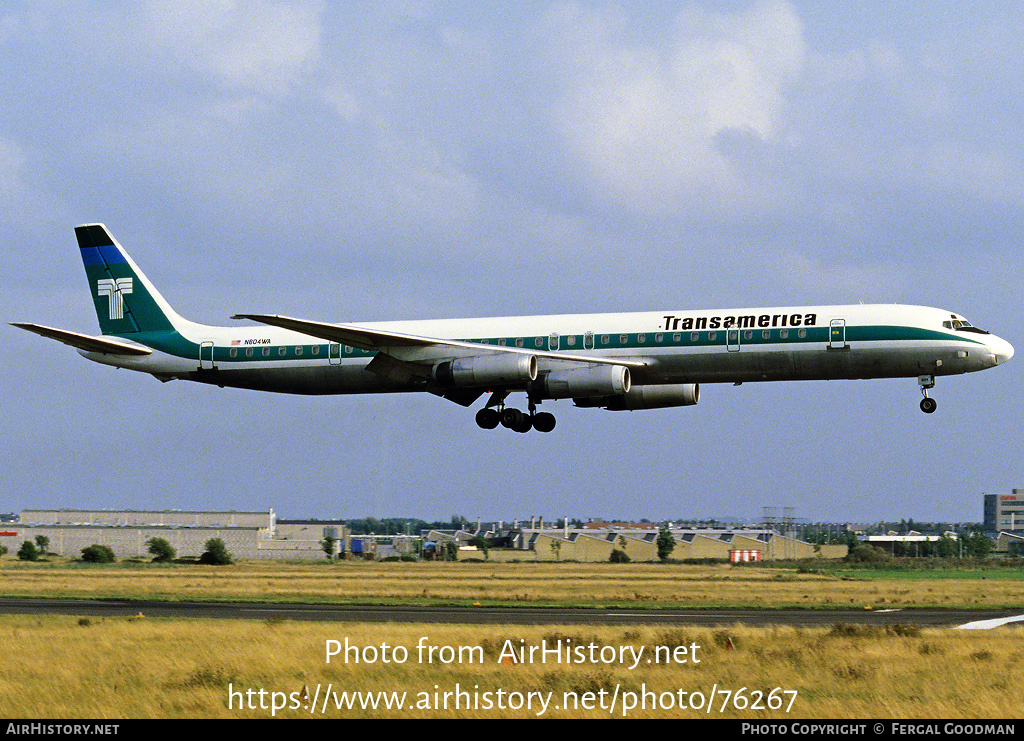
[76,224,181,336]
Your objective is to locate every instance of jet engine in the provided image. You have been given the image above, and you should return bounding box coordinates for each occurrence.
[432,354,538,387]
[574,383,700,410]
[532,365,631,399]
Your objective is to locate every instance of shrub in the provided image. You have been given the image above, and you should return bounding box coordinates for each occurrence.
[609,548,630,563]
[17,541,39,561]
[199,538,233,565]
[146,537,176,563]
[81,544,116,563]
[845,544,890,563]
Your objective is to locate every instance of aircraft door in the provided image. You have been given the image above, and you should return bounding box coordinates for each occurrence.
[829,319,847,350]
[199,341,216,370]
[329,343,342,365]
[726,327,741,352]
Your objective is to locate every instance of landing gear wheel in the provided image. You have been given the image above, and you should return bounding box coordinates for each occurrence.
[917,375,937,414]
[512,415,533,433]
[475,408,500,429]
[500,408,524,429]
[532,412,556,433]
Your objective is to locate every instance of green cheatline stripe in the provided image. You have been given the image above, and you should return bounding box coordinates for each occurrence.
[109,325,978,364]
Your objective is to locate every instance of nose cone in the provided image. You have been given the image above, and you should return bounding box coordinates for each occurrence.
[990,335,1014,366]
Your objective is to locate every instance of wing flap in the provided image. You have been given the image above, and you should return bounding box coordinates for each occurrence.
[11,323,153,356]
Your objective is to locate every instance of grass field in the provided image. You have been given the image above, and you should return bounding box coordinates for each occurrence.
[1,614,1021,719]
[2,557,1024,610]
[3,557,1022,719]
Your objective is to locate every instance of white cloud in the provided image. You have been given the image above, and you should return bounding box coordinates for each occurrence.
[0,136,26,199]
[140,0,324,94]
[778,249,907,302]
[545,1,806,212]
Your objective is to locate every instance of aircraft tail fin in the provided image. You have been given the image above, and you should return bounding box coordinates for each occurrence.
[76,224,187,336]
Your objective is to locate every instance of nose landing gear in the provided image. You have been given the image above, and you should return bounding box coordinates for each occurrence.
[918,375,937,414]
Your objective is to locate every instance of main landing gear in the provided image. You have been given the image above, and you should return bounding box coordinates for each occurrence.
[918,375,937,414]
[475,397,556,433]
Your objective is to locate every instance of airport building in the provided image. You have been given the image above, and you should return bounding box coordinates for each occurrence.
[1,509,348,561]
[427,523,847,561]
[1,509,848,562]
[984,491,1024,533]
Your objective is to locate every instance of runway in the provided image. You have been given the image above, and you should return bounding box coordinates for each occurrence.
[1,597,1019,628]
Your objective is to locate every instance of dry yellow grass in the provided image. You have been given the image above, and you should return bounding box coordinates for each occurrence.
[1,615,1020,719]
[2,559,1023,609]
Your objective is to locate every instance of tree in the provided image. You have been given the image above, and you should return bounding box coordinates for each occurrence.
[199,538,233,565]
[936,535,957,559]
[321,535,336,560]
[656,528,675,562]
[34,535,49,555]
[81,544,115,563]
[146,537,176,562]
[963,530,993,559]
[17,541,38,562]
[442,541,458,562]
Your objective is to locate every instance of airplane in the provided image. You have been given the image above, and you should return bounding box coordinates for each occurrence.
[11,224,1014,433]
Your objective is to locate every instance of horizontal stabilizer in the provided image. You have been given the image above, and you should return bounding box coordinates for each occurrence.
[11,323,153,356]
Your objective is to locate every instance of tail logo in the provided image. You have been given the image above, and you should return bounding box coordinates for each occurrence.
[96,278,133,320]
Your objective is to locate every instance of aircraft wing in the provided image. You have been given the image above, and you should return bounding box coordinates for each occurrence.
[11,323,153,356]
[231,313,648,368]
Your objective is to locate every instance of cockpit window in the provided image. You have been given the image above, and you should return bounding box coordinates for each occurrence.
[943,318,989,334]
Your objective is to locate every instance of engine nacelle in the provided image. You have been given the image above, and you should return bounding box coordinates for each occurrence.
[433,354,538,387]
[532,365,631,399]
[574,383,700,410]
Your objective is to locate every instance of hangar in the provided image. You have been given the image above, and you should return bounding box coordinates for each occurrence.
[1,509,345,561]
[1,510,847,562]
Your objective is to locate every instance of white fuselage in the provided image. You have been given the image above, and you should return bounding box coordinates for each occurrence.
[82,303,1013,397]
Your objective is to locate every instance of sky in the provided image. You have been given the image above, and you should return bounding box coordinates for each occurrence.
[2,1,1021,526]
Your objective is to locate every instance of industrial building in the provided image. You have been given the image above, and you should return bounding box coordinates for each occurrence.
[985,490,1024,533]
[426,524,847,561]
[0,509,347,561]
[1,509,848,562]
